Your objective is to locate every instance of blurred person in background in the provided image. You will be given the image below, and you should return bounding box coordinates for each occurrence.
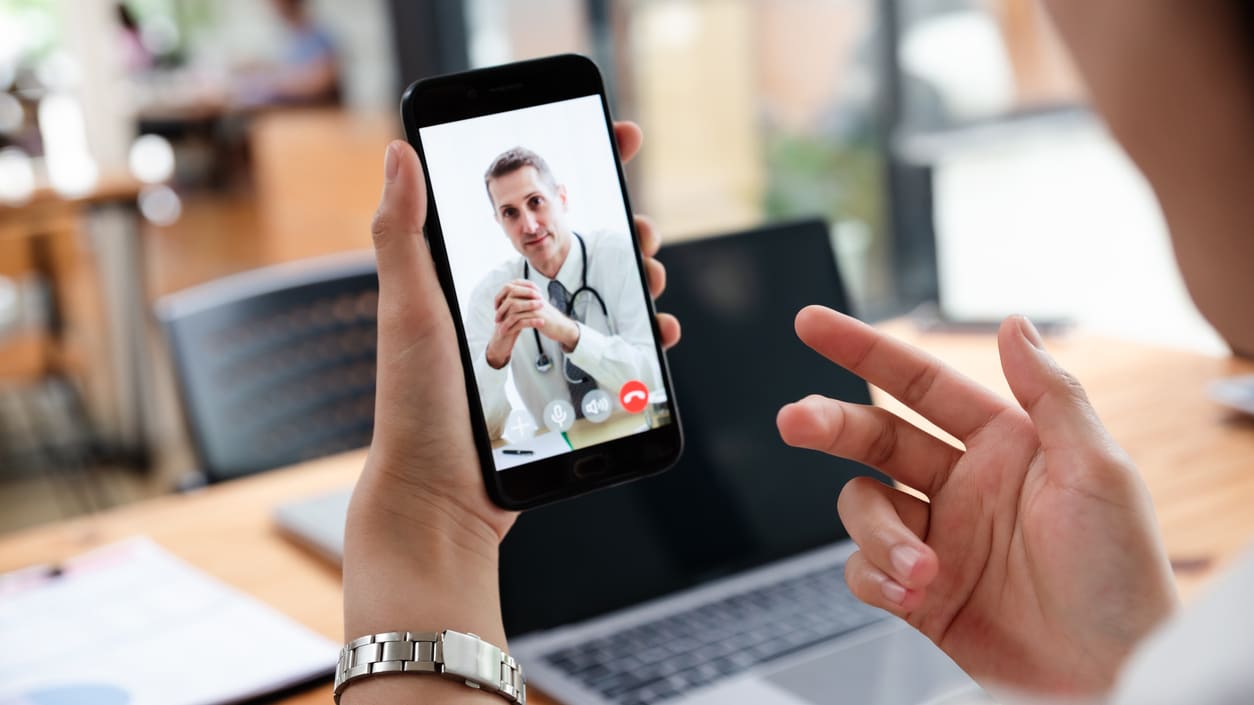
[235,0,341,108]
[115,3,154,73]
[340,3,1254,705]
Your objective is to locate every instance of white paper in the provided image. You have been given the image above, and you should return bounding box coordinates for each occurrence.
[0,538,337,705]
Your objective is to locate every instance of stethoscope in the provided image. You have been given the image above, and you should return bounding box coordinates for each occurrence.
[524,232,612,383]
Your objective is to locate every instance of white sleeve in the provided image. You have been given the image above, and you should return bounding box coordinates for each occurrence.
[982,546,1254,705]
[565,237,661,394]
[466,277,512,439]
[1107,546,1254,705]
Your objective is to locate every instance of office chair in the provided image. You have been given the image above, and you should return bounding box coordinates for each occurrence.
[157,252,379,483]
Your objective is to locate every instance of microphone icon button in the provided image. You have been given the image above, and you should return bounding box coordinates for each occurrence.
[543,400,576,433]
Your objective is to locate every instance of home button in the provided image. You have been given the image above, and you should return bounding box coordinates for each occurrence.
[573,455,609,478]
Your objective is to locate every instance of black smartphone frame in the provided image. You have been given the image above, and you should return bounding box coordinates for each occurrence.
[400,54,683,510]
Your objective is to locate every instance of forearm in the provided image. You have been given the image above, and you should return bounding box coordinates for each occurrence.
[473,351,511,438]
[342,463,507,704]
[567,326,658,392]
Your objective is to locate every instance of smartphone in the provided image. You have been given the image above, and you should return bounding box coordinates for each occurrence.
[401,54,683,510]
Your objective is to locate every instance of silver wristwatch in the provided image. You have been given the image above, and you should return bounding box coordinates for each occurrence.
[334,630,525,704]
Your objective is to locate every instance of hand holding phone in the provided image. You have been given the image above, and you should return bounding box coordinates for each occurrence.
[401,55,683,509]
[356,123,672,542]
[343,117,676,692]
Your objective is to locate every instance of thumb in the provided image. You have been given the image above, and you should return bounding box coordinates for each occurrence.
[370,140,436,303]
[999,316,1117,456]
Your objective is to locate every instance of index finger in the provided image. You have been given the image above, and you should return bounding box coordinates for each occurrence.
[795,306,1010,442]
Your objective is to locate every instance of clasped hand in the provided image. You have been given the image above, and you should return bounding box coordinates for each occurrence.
[486,280,580,369]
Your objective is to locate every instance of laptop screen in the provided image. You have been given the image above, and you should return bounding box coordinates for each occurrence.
[500,219,884,637]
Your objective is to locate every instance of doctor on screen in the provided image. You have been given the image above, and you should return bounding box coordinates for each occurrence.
[466,147,661,440]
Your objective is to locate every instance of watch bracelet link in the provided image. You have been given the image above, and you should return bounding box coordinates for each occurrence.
[334,630,525,704]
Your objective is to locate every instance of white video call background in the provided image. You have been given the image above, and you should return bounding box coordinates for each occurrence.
[420,95,632,316]
[420,95,635,416]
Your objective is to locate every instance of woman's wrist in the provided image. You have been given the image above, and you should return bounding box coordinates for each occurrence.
[342,460,507,646]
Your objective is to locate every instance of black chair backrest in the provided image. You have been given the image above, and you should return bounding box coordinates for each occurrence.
[158,253,378,482]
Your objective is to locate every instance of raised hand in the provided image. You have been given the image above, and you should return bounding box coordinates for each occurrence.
[777,306,1178,697]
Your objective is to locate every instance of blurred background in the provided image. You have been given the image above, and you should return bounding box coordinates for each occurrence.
[0,0,1224,534]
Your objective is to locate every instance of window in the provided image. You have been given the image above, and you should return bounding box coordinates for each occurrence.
[465,0,893,316]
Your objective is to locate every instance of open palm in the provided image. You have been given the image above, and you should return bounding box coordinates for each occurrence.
[777,306,1178,697]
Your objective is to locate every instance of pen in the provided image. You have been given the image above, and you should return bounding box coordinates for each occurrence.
[503,449,534,455]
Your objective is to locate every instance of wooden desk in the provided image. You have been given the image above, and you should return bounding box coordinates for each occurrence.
[2,326,1252,705]
[249,110,396,263]
[492,414,657,450]
[1,173,154,465]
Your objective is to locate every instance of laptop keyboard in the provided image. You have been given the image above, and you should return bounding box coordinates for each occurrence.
[541,566,885,705]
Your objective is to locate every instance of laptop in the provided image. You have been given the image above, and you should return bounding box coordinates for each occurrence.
[275,219,986,705]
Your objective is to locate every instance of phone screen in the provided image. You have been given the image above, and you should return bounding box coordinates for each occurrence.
[419,95,674,473]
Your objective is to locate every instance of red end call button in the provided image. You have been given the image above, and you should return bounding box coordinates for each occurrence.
[618,380,649,414]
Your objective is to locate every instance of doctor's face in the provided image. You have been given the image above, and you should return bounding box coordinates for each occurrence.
[488,166,571,265]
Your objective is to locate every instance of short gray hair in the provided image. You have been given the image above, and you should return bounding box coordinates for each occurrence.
[483,147,558,207]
